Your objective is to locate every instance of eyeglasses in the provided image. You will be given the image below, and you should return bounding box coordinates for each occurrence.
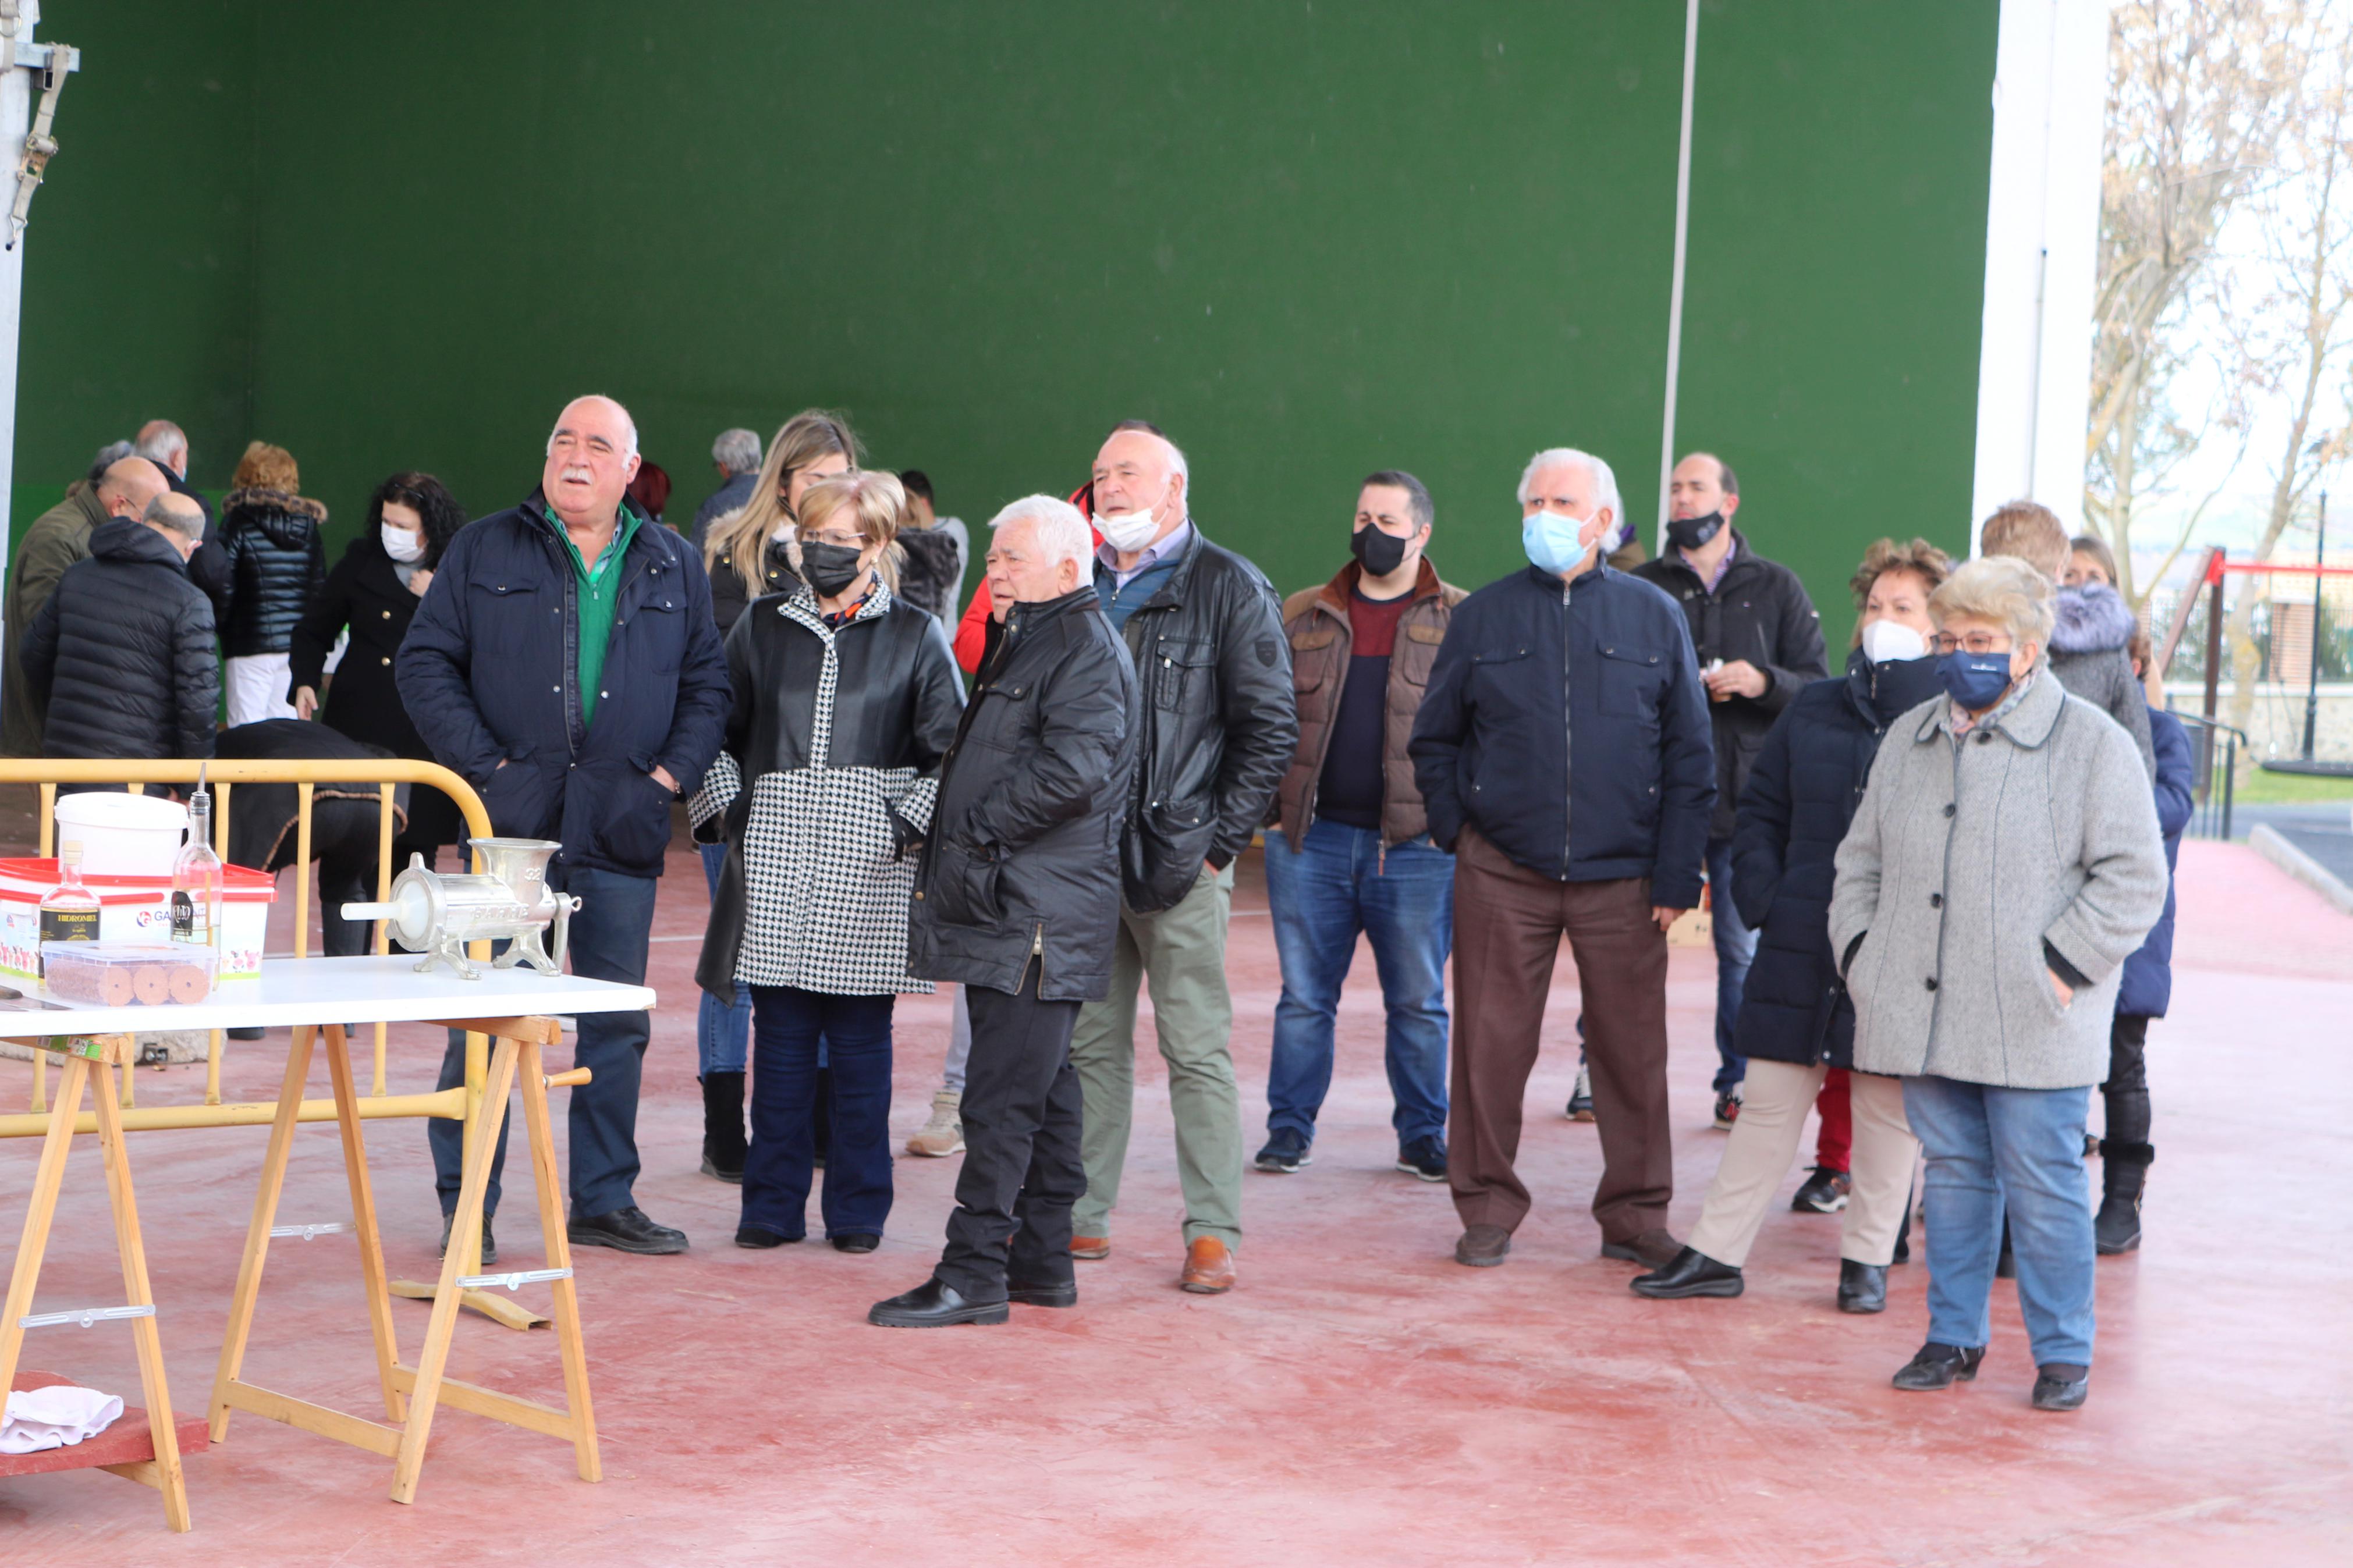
[804,528,868,549]
[1933,632,2014,656]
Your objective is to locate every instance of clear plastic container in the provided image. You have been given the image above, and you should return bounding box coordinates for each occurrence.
[40,941,217,1007]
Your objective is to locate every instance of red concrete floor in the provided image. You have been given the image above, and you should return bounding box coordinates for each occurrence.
[1,816,2348,1564]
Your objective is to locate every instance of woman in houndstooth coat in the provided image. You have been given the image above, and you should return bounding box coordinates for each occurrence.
[693,472,966,1251]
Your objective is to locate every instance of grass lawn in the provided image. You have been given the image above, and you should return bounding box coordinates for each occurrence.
[2231,765,2353,805]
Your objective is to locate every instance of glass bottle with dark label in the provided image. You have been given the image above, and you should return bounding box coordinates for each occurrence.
[38,841,101,975]
[172,786,223,952]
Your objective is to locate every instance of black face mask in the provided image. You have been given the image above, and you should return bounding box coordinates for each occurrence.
[1666,510,1724,553]
[800,540,866,598]
[1351,524,1411,578]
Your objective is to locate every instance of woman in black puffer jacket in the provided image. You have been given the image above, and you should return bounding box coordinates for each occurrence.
[1634,538,1949,1314]
[215,440,327,726]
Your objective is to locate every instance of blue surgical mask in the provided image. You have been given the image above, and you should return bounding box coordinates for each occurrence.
[1936,649,2013,712]
[1521,509,1593,576]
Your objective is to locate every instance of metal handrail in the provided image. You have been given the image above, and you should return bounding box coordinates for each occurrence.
[0,757,492,1134]
[2169,712,2246,841]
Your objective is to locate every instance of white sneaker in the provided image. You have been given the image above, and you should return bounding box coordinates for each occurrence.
[906,1089,964,1157]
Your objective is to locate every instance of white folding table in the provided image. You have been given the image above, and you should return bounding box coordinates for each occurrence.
[0,955,655,1515]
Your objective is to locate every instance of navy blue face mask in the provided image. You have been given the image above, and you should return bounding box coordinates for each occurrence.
[1935,649,2013,711]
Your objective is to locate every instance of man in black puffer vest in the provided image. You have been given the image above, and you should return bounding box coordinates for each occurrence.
[24,492,218,765]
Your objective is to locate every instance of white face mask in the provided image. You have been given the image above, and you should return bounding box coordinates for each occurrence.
[1095,505,1161,553]
[1861,619,1928,664]
[382,524,425,563]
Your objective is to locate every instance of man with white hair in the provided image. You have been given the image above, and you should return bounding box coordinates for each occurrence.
[1410,447,1715,1272]
[400,394,731,1258]
[1066,419,1295,1296]
[871,496,1140,1326]
[692,426,764,545]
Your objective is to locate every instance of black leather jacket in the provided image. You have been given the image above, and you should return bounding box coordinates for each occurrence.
[693,587,966,1000]
[1101,525,1296,913]
[911,586,1139,1001]
[214,488,328,657]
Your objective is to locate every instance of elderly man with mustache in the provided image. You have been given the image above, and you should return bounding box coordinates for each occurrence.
[399,394,732,1258]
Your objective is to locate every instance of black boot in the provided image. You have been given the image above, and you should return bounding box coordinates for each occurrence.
[1837,1258,1887,1314]
[1629,1246,1743,1299]
[2095,1141,2153,1254]
[701,1072,747,1183]
[1891,1342,1983,1391]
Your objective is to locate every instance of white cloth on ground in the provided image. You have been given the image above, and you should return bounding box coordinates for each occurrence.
[2,1383,125,1453]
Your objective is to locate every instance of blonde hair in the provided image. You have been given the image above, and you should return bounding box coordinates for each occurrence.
[1978,500,2069,579]
[794,471,906,593]
[1848,537,1954,649]
[232,440,299,494]
[1929,555,2056,652]
[704,409,861,599]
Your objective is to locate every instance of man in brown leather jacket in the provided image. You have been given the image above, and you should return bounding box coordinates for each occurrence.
[1257,471,1466,1183]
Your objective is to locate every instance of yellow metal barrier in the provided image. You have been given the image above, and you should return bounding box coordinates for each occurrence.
[1,757,494,1142]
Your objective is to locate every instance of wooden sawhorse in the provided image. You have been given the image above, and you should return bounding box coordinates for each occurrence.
[0,1033,194,1531]
[206,1016,598,1504]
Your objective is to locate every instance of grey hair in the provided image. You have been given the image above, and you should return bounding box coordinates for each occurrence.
[1928,555,2055,650]
[134,420,187,465]
[988,494,1093,572]
[143,492,204,541]
[711,427,762,475]
[545,395,640,460]
[1516,446,1622,524]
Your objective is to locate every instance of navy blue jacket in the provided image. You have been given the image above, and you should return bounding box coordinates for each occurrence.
[2117,706,2194,1019]
[1730,650,1944,1069]
[1409,561,1713,906]
[396,490,732,880]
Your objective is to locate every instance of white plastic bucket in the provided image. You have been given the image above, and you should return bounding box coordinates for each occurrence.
[52,792,191,877]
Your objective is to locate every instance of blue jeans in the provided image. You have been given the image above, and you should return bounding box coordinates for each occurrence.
[1263,819,1452,1146]
[695,841,752,1076]
[740,987,895,1239]
[431,863,659,1219]
[1903,1075,2096,1367]
[1706,835,1758,1092]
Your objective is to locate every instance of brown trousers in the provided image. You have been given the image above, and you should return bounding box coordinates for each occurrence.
[1449,828,1672,1242]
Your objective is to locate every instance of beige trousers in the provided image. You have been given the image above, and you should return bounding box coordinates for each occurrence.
[1687,1059,1917,1268]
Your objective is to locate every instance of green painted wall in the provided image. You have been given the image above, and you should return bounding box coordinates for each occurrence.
[13,1,1996,646]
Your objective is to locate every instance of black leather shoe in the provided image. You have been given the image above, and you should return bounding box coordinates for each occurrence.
[1837,1258,1887,1314]
[831,1232,881,1254]
[439,1213,496,1269]
[1600,1228,1684,1269]
[1006,1279,1078,1308]
[735,1225,800,1249]
[2032,1363,2090,1411]
[868,1278,1010,1327]
[567,1206,688,1255]
[1630,1246,1743,1299]
[1891,1342,1985,1391]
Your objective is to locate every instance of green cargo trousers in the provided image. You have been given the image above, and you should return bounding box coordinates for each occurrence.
[1069,863,1243,1249]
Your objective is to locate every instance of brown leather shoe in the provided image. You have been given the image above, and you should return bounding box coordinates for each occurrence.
[1179,1238,1236,1293]
[1070,1235,1110,1260]
[1600,1228,1684,1270]
[1454,1224,1513,1267]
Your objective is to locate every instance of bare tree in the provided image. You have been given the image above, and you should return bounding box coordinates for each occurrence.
[2225,19,2353,736]
[2085,0,2294,610]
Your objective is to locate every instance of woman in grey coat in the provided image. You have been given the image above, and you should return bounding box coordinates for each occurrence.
[1829,556,2166,1413]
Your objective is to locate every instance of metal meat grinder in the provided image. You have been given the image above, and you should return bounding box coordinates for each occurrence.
[340,837,579,979]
